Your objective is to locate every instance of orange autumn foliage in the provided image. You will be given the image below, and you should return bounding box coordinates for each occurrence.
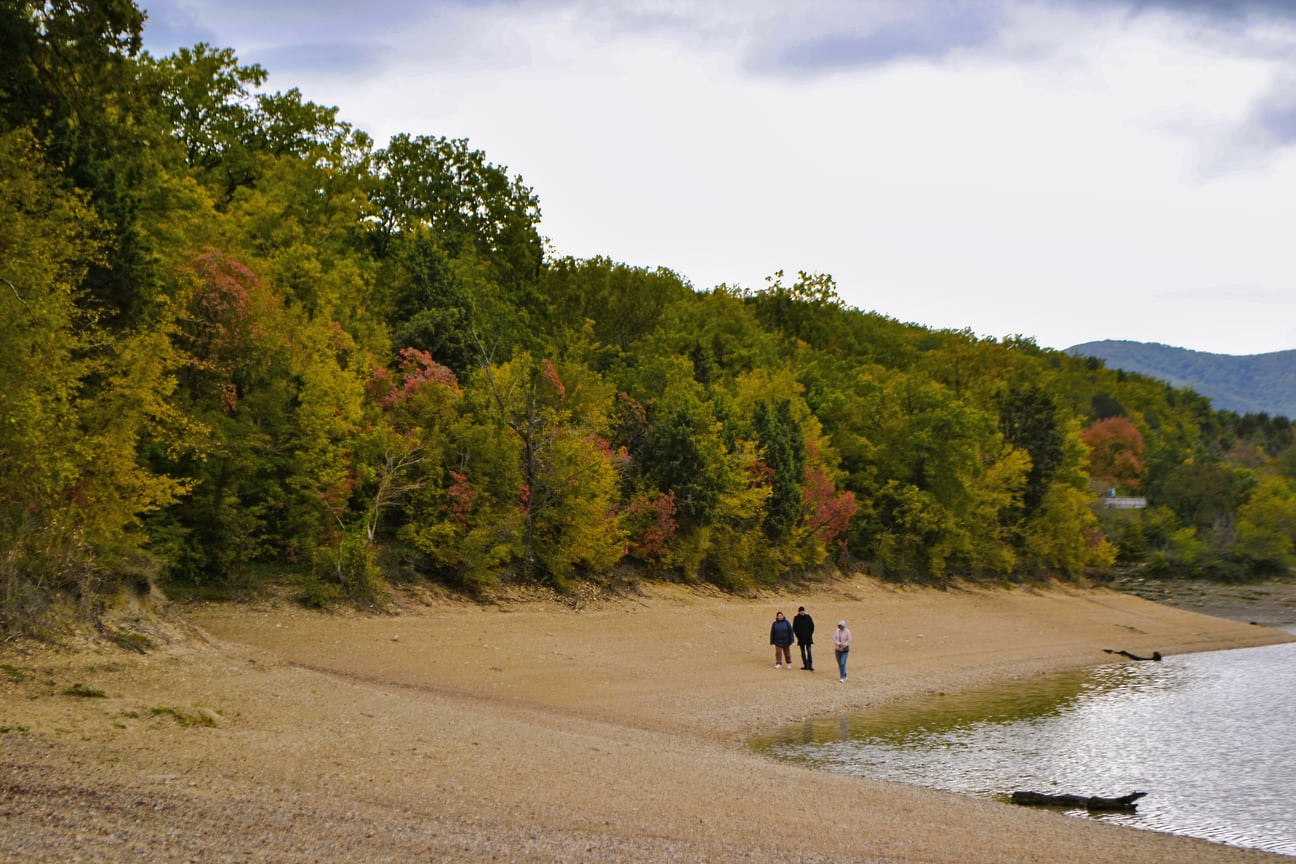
[1080,416,1146,492]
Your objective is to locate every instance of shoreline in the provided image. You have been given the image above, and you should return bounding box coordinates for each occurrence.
[1110,576,1296,631]
[3,577,1294,863]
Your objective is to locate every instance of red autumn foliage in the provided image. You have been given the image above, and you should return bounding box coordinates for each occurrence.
[625,490,678,559]
[585,433,631,473]
[218,382,238,414]
[803,466,858,547]
[184,248,282,361]
[180,248,291,412]
[367,347,459,410]
[1080,416,1146,492]
[748,459,775,487]
[444,470,478,528]
[540,357,566,399]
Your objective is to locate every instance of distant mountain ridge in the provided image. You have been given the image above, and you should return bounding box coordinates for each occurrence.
[1065,340,1296,419]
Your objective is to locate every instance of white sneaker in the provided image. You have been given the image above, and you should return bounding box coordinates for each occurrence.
[775,664,781,668]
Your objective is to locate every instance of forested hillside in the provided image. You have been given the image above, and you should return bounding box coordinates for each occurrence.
[1068,340,1296,418]
[4,2,1296,633]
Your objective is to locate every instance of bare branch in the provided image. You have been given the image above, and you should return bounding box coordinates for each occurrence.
[1,277,36,317]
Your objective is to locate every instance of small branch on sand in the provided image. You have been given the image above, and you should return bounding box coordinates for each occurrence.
[1010,791,1147,811]
[1104,649,1162,661]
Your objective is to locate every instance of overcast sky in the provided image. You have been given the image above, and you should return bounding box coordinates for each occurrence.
[138,0,1296,356]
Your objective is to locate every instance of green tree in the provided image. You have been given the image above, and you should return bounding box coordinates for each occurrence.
[473,352,624,587]
[0,1,144,137]
[753,399,805,539]
[147,43,361,199]
[147,44,266,175]
[1,130,192,629]
[638,407,724,530]
[1,0,176,328]
[851,374,1027,579]
[388,232,478,378]
[296,347,460,603]
[155,248,295,587]
[1017,423,1115,577]
[537,256,693,353]
[748,270,845,348]
[1159,460,1237,533]
[371,133,542,286]
[999,385,1066,516]
[1234,476,1296,575]
[636,287,781,388]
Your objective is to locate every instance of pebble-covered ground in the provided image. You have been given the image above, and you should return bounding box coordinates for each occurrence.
[2,578,1291,863]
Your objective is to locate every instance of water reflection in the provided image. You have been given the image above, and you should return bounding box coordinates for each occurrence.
[750,642,1296,856]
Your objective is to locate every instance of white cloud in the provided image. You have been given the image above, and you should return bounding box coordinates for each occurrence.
[138,0,1296,355]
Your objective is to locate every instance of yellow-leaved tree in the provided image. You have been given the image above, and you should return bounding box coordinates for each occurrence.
[1,131,193,630]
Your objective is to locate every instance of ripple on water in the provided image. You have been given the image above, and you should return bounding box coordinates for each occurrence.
[750,642,1296,856]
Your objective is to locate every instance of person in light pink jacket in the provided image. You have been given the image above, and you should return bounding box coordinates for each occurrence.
[833,620,851,682]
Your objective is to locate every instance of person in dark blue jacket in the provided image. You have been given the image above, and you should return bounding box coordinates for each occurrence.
[770,611,794,669]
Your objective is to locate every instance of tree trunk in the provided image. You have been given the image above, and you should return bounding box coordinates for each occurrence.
[1010,791,1146,811]
[1104,649,1162,661]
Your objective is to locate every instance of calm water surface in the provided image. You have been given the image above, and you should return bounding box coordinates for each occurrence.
[750,639,1296,856]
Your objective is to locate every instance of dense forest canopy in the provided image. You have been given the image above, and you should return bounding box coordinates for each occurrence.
[3,1,1295,632]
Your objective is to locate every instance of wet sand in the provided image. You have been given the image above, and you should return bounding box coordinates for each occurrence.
[2,577,1293,863]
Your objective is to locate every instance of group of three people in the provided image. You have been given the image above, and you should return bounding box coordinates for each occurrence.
[770,607,851,682]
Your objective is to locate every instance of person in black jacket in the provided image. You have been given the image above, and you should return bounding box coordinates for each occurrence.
[792,606,815,671]
[770,611,794,669]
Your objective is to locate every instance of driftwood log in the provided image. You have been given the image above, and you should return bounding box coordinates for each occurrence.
[1010,791,1147,811]
[1103,649,1162,661]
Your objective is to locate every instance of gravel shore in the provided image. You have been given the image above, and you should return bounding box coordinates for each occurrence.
[2,577,1293,863]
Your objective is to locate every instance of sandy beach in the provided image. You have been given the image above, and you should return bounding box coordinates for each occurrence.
[2,576,1294,863]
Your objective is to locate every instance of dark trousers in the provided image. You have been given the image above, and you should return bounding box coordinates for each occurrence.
[799,642,813,669]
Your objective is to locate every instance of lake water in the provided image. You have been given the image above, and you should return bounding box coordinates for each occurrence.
[750,638,1296,856]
